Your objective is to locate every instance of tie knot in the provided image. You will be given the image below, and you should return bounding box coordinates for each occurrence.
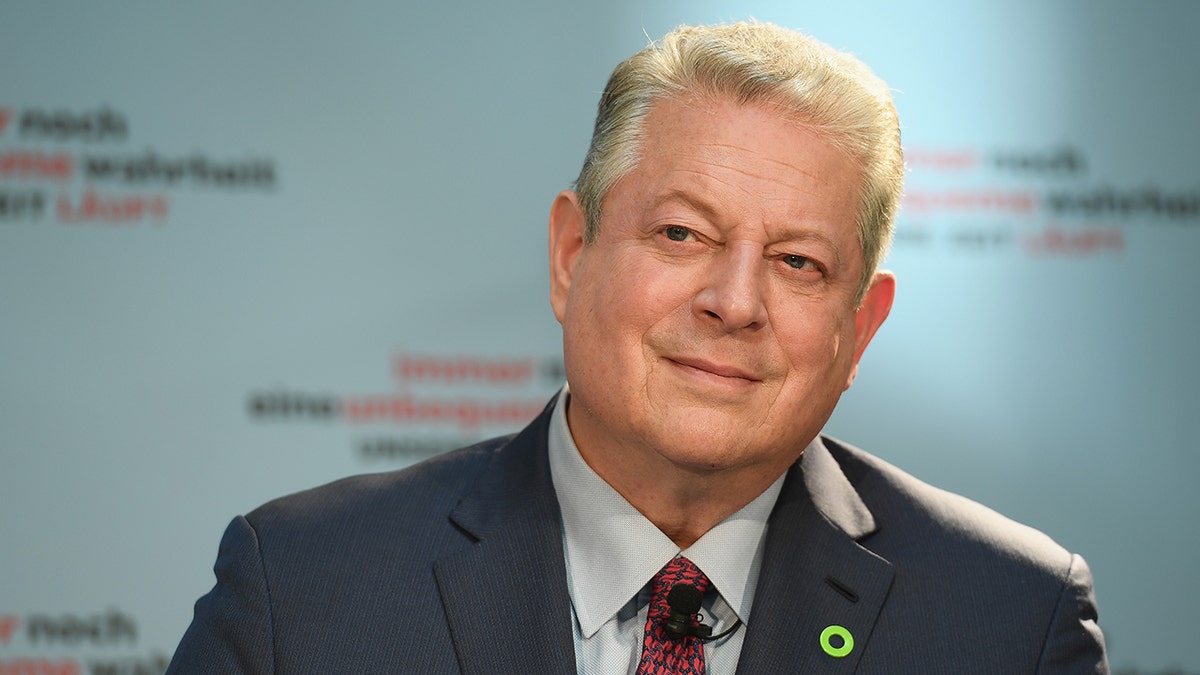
[649,556,710,619]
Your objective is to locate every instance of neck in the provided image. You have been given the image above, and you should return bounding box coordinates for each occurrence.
[561,391,803,548]
[575,438,790,549]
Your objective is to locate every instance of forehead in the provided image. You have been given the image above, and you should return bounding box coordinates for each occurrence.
[621,95,863,240]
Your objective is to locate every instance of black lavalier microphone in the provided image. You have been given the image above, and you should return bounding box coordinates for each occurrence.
[663,584,743,642]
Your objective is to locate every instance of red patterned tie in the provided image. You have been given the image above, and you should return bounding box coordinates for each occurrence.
[636,556,711,675]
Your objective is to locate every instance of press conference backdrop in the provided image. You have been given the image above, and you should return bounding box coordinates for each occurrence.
[2,1,1196,672]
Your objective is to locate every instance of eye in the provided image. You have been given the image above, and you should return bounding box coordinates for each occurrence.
[782,254,813,269]
[664,225,691,242]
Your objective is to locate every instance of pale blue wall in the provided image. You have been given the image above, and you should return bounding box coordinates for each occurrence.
[2,1,1196,671]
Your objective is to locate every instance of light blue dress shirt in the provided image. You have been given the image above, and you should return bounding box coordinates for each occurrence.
[547,389,786,675]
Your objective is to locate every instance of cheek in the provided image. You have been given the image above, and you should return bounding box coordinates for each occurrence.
[564,251,661,354]
[772,301,856,370]
[609,253,698,325]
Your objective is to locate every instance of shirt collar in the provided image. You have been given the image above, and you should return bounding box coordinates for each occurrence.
[548,388,785,638]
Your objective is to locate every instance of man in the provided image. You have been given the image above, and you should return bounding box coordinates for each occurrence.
[168,22,1107,673]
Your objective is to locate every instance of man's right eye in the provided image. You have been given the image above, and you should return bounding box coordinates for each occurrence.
[664,226,691,241]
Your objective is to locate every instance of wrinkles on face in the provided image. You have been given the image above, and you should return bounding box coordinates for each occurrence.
[692,142,825,182]
[656,162,855,271]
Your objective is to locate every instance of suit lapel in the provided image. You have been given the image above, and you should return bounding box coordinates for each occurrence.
[736,438,894,674]
[433,402,577,675]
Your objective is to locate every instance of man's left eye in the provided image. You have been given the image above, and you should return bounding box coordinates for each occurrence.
[783,254,812,269]
[664,226,691,241]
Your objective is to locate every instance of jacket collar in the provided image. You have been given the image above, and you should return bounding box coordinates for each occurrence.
[802,436,877,539]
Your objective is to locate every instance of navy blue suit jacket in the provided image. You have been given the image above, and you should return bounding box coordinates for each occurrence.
[167,399,1107,673]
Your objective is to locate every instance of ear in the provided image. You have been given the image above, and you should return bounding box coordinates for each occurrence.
[844,270,896,389]
[548,189,588,324]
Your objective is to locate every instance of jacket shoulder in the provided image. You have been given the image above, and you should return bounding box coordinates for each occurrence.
[821,435,1073,572]
[246,434,512,532]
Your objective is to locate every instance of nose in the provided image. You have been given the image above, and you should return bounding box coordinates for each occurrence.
[692,240,768,331]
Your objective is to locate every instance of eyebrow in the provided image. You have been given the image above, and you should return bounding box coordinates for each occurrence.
[649,188,720,223]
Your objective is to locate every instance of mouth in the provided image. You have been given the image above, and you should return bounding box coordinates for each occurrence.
[665,356,761,384]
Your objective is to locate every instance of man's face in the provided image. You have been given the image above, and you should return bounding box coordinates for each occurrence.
[549,95,894,482]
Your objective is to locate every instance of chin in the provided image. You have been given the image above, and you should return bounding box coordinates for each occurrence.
[639,413,766,470]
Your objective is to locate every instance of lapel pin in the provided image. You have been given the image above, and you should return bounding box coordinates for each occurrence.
[820,624,854,658]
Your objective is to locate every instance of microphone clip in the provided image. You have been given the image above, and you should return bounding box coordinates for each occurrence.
[662,583,742,642]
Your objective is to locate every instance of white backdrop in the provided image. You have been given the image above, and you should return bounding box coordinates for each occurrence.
[2,1,1197,672]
